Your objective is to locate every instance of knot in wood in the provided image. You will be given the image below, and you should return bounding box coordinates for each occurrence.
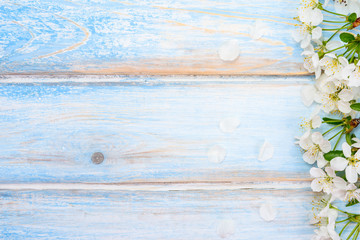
[91,152,104,164]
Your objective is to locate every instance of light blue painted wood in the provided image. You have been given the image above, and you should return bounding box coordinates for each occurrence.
[0,189,315,239]
[0,76,313,183]
[0,1,320,238]
[0,0,304,75]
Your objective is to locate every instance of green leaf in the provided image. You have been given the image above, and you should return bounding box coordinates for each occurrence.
[340,32,355,43]
[346,199,359,207]
[336,171,346,181]
[346,133,357,145]
[351,103,360,111]
[348,12,357,23]
[323,150,345,161]
[322,117,343,125]
[323,117,341,121]
[346,133,352,145]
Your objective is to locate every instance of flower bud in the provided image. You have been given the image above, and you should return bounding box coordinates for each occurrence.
[346,118,360,133]
[353,17,360,29]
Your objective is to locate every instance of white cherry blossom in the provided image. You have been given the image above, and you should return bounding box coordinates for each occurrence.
[318,194,336,218]
[319,54,348,78]
[300,131,331,167]
[334,0,360,15]
[296,0,360,238]
[302,48,321,78]
[293,24,322,49]
[309,194,335,225]
[298,0,323,26]
[333,183,360,202]
[311,197,340,240]
[301,105,322,129]
[326,209,340,240]
[342,61,360,87]
[330,142,360,183]
[302,115,322,130]
[312,226,331,240]
[352,137,360,148]
[314,82,354,114]
[310,167,347,194]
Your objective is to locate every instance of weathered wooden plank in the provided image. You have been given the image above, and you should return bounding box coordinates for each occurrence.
[0,0,305,75]
[0,189,315,239]
[0,76,313,184]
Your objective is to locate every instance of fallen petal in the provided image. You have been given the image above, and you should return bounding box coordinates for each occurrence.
[208,145,227,163]
[218,40,240,62]
[217,219,235,238]
[258,140,274,161]
[259,202,277,221]
[301,85,316,107]
[219,117,240,133]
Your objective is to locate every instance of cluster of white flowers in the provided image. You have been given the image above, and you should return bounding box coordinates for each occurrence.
[295,0,360,239]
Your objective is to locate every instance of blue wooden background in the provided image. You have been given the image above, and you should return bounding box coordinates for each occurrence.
[0,0,304,75]
[0,0,316,239]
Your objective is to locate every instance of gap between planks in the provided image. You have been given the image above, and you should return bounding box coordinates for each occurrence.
[0,75,313,85]
[0,181,310,191]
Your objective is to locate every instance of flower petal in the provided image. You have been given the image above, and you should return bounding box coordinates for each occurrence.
[346,166,358,183]
[332,188,346,201]
[346,183,357,191]
[218,40,240,62]
[354,149,360,159]
[333,176,347,190]
[258,140,274,162]
[219,117,240,133]
[217,219,235,238]
[342,142,352,158]
[311,115,322,129]
[299,130,312,150]
[356,165,360,175]
[327,209,338,225]
[207,145,227,163]
[312,53,320,68]
[338,100,352,114]
[319,139,331,153]
[338,56,349,67]
[327,227,340,240]
[317,156,328,168]
[301,85,316,107]
[326,41,342,51]
[338,89,354,102]
[259,202,277,221]
[311,132,323,145]
[325,167,336,177]
[292,28,305,42]
[309,8,324,26]
[312,26,322,40]
[330,157,348,171]
[303,151,316,164]
[310,167,326,178]
[301,34,311,48]
[311,178,323,192]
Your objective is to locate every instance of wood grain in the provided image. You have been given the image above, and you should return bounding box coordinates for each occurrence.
[0,76,313,184]
[0,189,316,239]
[0,1,318,237]
[0,0,306,75]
